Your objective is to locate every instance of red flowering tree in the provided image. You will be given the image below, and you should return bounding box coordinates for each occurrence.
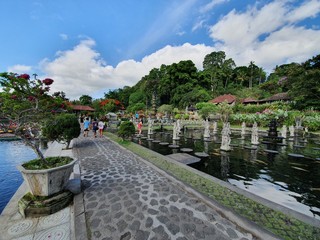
[0,72,67,164]
[99,98,124,113]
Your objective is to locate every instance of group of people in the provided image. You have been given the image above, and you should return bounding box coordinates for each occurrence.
[82,117,106,138]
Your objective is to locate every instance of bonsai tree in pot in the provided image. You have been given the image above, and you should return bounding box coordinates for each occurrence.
[0,72,78,198]
[42,113,81,150]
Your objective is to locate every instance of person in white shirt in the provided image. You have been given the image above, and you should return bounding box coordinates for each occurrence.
[98,120,105,137]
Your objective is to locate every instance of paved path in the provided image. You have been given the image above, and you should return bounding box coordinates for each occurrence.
[73,136,260,240]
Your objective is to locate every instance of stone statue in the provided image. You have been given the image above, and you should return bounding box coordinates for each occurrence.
[212,121,218,135]
[220,122,231,151]
[251,122,259,145]
[289,125,295,137]
[148,119,153,135]
[281,125,287,139]
[241,122,246,139]
[173,121,180,140]
[176,119,181,134]
[203,119,210,139]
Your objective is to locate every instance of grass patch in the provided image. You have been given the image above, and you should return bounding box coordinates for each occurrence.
[22,156,73,170]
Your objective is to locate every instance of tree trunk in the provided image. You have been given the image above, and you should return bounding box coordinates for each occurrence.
[24,138,48,165]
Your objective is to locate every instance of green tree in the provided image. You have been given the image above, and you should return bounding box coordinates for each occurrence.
[196,102,217,120]
[217,101,233,123]
[289,68,320,110]
[203,51,234,94]
[117,121,135,140]
[179,87,211,108]
[79,94,92,105]
[42,113,80,149]
[157,104,173,115]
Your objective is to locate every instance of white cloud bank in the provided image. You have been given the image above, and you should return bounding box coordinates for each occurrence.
[40,39,213,99]
[209,0,320,71]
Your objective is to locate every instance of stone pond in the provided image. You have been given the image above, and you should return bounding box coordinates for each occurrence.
[132,123,320,220]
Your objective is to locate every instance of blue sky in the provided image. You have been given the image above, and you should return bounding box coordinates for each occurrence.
[1,0,320,100]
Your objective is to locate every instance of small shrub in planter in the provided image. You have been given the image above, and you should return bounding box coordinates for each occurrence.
[117,121,135,140]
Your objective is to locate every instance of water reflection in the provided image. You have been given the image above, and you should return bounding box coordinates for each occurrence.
[0,140,37,214]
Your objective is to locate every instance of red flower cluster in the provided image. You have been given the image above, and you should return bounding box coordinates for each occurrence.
[28,96,36,102]
[100,99,122,106]
[18,74,30,80]
[42,78,54,85]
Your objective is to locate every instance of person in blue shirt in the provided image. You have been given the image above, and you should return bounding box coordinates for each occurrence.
[83,117,90,137]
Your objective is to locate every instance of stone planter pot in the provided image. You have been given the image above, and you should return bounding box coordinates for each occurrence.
[17,159,76,197]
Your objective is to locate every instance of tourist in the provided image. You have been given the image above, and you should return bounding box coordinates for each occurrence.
[83,117,90,137]
[92,118,99,138]
[137,119,143,134]
[98,119,105,137]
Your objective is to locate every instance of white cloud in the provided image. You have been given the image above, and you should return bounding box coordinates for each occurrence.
[7,65,32,74]
[287,0,320,23]
[200,0,229,14]
[192,19,206,32]
[40,40,213,100]
[208,0,320,71]
[59,33,68,40]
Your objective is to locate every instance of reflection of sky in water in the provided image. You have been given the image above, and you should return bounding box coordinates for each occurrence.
[229,172,320,220]
[0,141,36,214]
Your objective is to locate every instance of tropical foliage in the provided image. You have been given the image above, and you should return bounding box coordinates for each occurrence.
[104,52,319,112]
[42,113,80,149]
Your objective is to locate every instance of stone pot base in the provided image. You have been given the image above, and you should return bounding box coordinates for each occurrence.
[18,190,73,218]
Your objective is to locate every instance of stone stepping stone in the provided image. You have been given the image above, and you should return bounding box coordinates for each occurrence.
[168,144,179,149]
[180,148,193,153]
[147,138,154,141]
[203,138,212,142]
[141,136,147,140]
[312,147,320,150]
[167,153,200,165]
[194,152,209,158]
[159,142,169,146]
[152,140,160,143]
[288,153,304,158]
[230,144,238,147]
[193,137,201,140]
[261,141,272,144]
[277,143,287,146]
[264,149,279,154]
[293,145,305,148]
[244,146,258,150]
[316,158,320,161]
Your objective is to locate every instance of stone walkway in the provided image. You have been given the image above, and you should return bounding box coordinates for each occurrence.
[73,136,272,240]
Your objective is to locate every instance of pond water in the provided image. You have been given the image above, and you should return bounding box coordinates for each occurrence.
[132,128,320,220]
[0,140,36,214]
